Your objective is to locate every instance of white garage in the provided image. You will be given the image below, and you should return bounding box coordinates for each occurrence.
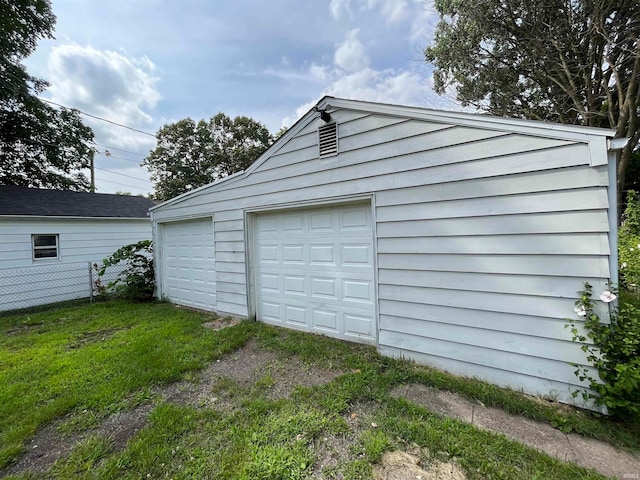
[253,203,375,344]
[150,96,621,407]
[159,218,216,310]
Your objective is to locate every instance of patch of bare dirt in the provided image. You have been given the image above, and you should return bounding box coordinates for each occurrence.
[66,327,124,350]
[311,402,385,479]
[311,433,358,478]
[1,338,343,478]
[201,317,241,331]
[2,404,153,477]
[162,338,342,410]
[373,451,467,480]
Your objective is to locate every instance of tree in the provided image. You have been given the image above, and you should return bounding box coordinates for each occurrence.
[425,0,639,219]
[0,0,95,191]
[143,113,272,201]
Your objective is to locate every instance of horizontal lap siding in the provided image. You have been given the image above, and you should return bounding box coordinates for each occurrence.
[153,110,610,402]
[214,216,247,316]
[0,218,151,311]
[0,219,151,269]
[376,156,609,400]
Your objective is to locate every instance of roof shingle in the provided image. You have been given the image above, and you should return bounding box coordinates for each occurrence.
[0,186,155,218]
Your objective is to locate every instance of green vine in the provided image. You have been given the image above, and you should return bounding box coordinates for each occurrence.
[99,240,155,302]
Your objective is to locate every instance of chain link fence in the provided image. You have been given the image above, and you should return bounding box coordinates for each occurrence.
[0,261,127,316]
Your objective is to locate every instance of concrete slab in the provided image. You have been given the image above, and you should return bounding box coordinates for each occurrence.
[391,384,640,480]
[392,383,474,423]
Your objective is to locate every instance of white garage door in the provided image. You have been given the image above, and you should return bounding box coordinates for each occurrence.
[162,218,216,310]
[255,203,375,344]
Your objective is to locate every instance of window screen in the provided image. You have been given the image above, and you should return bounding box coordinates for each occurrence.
[32,234,59,259]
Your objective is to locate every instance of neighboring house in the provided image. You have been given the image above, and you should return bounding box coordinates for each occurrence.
[150,96,622,406]
[0,186,155,311]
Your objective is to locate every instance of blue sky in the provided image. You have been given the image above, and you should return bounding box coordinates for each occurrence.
[26,0,461,195]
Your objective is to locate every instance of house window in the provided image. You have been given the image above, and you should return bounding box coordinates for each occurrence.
[32,234,59,259]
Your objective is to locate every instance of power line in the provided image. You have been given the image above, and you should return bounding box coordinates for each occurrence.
[37,97,157,138]
[92,143,149,157]
[3,134,146,166]
[94,151,145,164]
[3,70,156,138]
[95,167,151,184]
[98,178,152,191]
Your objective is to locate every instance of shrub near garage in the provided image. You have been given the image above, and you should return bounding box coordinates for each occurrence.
[568,284,640,420]
[619,190,640,290]
[98,240,155,302]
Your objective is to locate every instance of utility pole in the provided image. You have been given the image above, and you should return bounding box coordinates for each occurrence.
[90,154,95,192]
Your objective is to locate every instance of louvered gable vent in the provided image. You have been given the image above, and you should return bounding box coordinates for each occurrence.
[318,122,338,158]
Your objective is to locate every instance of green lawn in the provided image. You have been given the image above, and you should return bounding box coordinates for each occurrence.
[0,301,638,479]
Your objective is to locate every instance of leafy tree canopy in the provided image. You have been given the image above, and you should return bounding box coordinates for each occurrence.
[143,113,272,201]
[0,0,95,191]
[425,0,640,216]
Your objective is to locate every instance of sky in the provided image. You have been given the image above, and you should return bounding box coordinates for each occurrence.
[25,0,463,196]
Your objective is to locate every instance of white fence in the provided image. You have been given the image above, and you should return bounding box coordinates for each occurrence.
[0,262,125,313]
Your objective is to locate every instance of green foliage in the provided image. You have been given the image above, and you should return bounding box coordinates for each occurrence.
[0,301,255,470]
[143,113,272,201]
[0,0,95,191]
[619,190,640,289]
[567,283,640,419]
[360,429,392,462]
[98,240,154,302]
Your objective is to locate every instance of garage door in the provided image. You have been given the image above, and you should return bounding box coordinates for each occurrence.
[255,203,375,344]
[162,218,216,310]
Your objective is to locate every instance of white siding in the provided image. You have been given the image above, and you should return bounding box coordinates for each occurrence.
[0,217,151,311]
[152,108,612,404]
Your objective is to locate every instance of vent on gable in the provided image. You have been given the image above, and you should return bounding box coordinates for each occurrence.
[318,122,338,158]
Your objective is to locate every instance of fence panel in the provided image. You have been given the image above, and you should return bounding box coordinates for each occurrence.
[0,261,125,314]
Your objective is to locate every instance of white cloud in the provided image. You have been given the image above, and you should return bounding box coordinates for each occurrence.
[281,16,465,128]
[366,0,410,24]
[329,0,352,19]
[334,29,370,72]
[44,44,161,194]
[327,0,438,42]
[330,0,411,24]
[262,63,331,83]
[408,0,439,42]
[47,44,160,124]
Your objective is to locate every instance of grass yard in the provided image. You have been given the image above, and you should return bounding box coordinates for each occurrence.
[0,301,638,479]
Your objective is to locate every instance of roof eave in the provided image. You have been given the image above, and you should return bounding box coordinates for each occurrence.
[151,101,323,212]
[0,215,151,220]
[318,97,617,139]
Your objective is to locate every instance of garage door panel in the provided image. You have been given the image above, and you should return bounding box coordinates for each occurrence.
[341,208,371,230]
[309,244,336,265]
[341,244,372,265]
[311,276,337,299]
[162,218,216,311]
[344,313,374,337]
[255,204,375,344]
[283,275,307,295]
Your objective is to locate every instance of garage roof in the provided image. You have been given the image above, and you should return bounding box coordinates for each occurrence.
[0,186,155,218]
[151,96,618,212]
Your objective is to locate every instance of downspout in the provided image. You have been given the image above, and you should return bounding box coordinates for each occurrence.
[607,137,630,289]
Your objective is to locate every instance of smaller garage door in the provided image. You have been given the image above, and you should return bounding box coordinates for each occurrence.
[162,218,216,310]
[254,203,375,344]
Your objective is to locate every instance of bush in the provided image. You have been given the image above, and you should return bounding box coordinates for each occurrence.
[98,240,155,302]
[619,190,640,290]
[568,283,640,419]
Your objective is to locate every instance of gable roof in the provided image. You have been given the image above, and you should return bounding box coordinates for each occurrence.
[151,96,618,212]
[0,186,155,219]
